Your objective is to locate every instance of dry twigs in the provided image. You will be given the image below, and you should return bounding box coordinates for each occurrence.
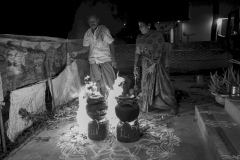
[0,98,79,159]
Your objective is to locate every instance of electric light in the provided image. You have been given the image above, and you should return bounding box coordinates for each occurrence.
[217,18,222,25]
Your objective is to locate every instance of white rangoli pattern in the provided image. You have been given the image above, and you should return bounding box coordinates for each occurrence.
[221,155,240,160]
[57,113,180,160]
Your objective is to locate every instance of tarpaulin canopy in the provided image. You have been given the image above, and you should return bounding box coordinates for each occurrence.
[0,34,90,142]
[0,34,89,96]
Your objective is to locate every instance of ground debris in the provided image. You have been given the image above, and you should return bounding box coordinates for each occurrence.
[35,136,51,142]
[0,98,79,159]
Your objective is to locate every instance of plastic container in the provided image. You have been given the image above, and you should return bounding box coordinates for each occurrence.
[195,75,204,84]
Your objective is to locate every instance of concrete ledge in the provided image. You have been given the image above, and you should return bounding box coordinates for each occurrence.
[225,98,240,126]
[195,103,240,160]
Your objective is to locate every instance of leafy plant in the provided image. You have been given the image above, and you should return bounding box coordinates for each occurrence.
[209,66,239,94]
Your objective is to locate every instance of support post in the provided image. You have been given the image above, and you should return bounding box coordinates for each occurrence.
[0,103,6,153]
[47,59,56,112]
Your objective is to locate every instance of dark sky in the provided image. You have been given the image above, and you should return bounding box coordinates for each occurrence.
[0,1,82,38]
[0,0,189,39]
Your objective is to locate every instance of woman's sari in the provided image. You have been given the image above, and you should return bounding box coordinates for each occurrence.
[135,30,177,112]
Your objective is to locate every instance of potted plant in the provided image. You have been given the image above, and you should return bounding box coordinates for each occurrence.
[209,70,229,95]
[209,66,239,105]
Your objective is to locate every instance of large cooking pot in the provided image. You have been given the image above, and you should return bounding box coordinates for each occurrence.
[115,96,139,122]
[86,95,108,121]
[87,95,105,105]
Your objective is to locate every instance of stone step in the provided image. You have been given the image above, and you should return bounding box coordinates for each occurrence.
[225,98,240,126]
[195,103,240,160]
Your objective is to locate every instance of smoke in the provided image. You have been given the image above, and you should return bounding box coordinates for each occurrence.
[68,0,124,39]
[67,2,91,39]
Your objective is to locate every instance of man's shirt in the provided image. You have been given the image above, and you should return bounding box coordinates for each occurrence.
[83,25,114,64]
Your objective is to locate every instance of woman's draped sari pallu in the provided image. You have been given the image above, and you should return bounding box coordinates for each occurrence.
[135,30,177,112]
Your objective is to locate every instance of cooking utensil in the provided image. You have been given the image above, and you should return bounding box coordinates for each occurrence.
[229,84,240,98]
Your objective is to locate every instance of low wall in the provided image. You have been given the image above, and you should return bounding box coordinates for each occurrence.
[169,41,231,74]
[115,41,231,75]
[0,35,231,97]
[115,44,135,74]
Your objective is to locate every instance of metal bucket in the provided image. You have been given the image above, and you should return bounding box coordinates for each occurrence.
[229,84,240,97]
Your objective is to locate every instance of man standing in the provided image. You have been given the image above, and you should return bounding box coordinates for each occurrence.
[71,14,117,97]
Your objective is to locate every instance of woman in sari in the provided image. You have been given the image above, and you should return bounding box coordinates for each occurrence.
[133,19,178,115]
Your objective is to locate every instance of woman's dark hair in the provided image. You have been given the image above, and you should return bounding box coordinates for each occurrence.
[137,17,153,29]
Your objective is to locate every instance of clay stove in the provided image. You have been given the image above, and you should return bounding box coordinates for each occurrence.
[86,94,109,140]
[115,96,140,143]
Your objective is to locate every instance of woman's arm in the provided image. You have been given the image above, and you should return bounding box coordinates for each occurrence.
[134,54,139,69]
[133,53,140,77]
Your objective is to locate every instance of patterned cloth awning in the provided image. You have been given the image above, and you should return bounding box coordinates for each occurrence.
[0,34,86,97]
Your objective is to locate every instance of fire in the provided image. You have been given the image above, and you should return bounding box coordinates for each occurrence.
[76,73,125,133]
[83,75,101,96]
[76,76,98,133]
[106,73,125,126]
[76,91,91,133]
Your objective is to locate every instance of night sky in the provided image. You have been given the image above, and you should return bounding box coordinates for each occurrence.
[0,1,82,38]
[0,0,189,39]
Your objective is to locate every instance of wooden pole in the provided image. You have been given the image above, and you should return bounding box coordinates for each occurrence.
[66,39,70,66]
[47,59,56,112]
[211,0,219,41]
[0,103,7,153]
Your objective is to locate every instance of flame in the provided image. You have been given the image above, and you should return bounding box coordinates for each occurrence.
[76,75,98,133]
[84,75,101,96]
[76,73,125,133]
[76,91,91,133]
[106,72,125,126]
